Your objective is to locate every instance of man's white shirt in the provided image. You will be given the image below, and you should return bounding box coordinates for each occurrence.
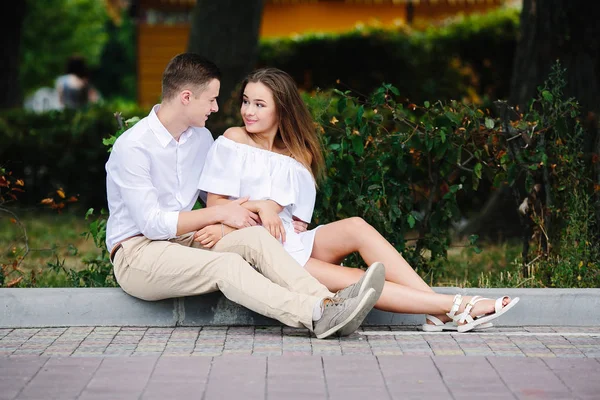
[105,105,214,252]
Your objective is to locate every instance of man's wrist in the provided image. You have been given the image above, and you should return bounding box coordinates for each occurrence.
[212,205,226,224]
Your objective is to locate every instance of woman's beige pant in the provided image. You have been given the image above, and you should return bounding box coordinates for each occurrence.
[112,226,334,330]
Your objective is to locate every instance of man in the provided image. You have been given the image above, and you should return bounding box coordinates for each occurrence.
[105,53,385,339]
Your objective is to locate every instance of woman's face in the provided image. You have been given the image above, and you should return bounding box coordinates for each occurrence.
[241,81,278,136]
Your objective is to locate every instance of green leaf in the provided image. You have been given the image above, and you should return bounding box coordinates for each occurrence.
[485,118,495,129]
[474,162,483,179]
[424,101,430,109]
[407,214,416,228]
[337,97,347,114]
[356,106,365,122]
[351,136,364,156]
[542,90,554,102]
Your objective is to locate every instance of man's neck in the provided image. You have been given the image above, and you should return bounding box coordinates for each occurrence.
[156,104,189,142]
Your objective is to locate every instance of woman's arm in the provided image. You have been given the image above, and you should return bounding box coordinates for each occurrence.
[206,193,287,242]
[207,193,284,214]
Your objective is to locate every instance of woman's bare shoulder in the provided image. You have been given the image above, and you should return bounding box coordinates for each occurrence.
[223,127,250,144]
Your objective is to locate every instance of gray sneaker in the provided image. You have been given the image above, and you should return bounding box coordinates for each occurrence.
[313,288,378,339]
[335,262,386,300]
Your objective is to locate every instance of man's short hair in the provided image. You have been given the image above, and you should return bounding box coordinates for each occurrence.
[161,53,221,101]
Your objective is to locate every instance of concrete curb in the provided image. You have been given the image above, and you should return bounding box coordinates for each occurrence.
[2,288,600,328]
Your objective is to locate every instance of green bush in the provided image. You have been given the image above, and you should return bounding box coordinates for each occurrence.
[259,8,519,106]
[302,62,599,286]
[0,102,147,209]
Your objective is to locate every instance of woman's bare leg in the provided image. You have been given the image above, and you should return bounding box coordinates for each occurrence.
[305,257,511,318]
[311,217,432,291]
[309,218,511,322]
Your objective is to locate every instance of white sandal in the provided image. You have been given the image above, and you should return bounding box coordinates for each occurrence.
[422,294,493,332]
[456,295,520,333]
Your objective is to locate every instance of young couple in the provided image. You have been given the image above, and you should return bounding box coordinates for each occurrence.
[106,53,518,339]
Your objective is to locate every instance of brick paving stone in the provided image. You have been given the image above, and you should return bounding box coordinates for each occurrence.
[16,357,101,400]
[311,337,342,356]
[488,356,572,399]
[379,355,451,399]
[0,329,13,340]
[0,356,48,400]
[141,356,211,400]
[282,328,312,355]
[339,335,373,355]
[434,356,515,399]
[204,355,266,400]
[543,357,600,400]
[323,355,390,400]
[367,335,404,356]
[267,355,327,399]
[77,357,157,400]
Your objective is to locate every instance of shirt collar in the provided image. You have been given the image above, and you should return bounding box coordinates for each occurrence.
[148,105,175,148]
[148,104,194,147]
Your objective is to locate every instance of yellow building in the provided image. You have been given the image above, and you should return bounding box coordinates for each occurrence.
[136,0,507,106]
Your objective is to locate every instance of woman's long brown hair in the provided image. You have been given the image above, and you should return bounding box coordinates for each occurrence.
[240,68,325,182]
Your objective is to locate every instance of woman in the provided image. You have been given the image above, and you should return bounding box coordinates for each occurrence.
[198,68,518,332]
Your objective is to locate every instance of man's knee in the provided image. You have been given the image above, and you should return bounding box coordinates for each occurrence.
[238,226,275,244]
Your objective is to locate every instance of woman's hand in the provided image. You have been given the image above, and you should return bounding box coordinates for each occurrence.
[292,220,308,233]
[257,206,286,243]
[194,224,235,248]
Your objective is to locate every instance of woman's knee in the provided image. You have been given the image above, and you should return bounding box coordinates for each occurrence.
[346,216,370,231]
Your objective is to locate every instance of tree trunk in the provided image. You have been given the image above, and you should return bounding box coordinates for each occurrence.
[510,0,600,114]
[510,0,600,234]
[187,0,264,132]
[0,1,27,109]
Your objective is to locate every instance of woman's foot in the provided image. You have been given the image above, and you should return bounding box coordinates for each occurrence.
[424,295,514,332]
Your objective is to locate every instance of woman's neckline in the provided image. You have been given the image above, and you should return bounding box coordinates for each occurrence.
[219,135,301,164]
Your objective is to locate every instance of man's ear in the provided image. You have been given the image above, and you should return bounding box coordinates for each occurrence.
[180,89,193,105]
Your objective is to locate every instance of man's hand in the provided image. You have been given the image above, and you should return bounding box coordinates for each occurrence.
[218,197,260,229]
[292,220,308,233]
[194,224,235,248]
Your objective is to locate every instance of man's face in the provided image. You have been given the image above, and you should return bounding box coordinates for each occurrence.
[189,78,220,127]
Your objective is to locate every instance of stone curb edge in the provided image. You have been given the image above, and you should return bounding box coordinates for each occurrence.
[2,288,600,328]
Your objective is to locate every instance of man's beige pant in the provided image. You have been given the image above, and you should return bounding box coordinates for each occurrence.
[112,226,334,330]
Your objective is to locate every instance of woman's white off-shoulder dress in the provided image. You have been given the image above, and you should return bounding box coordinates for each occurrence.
[198,136,320,267]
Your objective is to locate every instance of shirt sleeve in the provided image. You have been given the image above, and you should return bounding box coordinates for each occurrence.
[270,161,317,223]
[107,141,178,240]
[198,137,243,197]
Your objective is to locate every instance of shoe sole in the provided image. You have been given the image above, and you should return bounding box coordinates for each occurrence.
[356,262,386,299]
[336,263,385,336]
[457,297,520,333]
[315,288,378,339]
[421,321,494,332]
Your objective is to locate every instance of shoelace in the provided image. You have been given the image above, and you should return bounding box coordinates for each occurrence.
[322,297,344,308]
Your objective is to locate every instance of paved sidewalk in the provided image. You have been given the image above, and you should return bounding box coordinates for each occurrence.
[1,326,600,399]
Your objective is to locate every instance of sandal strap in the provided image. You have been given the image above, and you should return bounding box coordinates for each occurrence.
[458,296,486,324]
[426,315,445,326]
[446,294,463,320]
[495,296,510,313]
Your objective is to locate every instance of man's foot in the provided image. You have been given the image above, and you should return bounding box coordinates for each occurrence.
[313,288,378,339]
[334,262,386,300]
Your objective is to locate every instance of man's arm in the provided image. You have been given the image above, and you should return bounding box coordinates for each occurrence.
[108,144,259,239]
[177,197,259,235]
[207,193,283,214]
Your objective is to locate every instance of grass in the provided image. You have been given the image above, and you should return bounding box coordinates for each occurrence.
[2,210,546,288]
[425,241,546,288]
[1,209,100,287]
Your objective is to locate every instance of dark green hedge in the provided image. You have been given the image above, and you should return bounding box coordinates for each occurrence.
[258,8,519,105]
[0,103,148,208]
